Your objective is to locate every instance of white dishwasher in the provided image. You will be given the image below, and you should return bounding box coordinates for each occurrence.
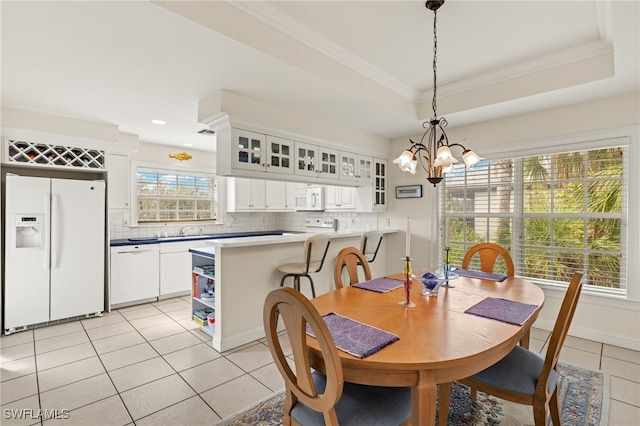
[110,244,160,307]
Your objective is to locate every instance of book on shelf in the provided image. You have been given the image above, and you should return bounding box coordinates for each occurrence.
[192,273,215,298]
[193,264,215,276]
[192,315,205,326]
[193,308,214,320]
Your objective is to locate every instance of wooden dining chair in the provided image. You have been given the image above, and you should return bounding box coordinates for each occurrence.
[439,272,584,426]
[461,242,528,347]
[462,242,515,277]
[334,246,372,289]
[263,287,411,425]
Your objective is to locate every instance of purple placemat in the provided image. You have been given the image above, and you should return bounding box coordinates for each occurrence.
[352,277,403,293]
[465,297,538,325]
[306,312,399,358]
[456,269,509,282]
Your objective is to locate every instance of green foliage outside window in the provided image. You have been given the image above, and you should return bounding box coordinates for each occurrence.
[442,147,625,290]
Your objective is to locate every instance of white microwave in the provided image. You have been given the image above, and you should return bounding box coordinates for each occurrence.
[295,187,325,211]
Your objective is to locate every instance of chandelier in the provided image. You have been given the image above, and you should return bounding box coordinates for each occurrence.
[394,0,482,187]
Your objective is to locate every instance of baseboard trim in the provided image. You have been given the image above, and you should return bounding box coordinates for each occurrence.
[534,318,640,351]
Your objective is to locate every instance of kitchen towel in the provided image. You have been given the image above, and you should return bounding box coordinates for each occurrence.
[465,297,539,326]
[352,277,404,293]
[455,269,509,282]
[306,312,399,358]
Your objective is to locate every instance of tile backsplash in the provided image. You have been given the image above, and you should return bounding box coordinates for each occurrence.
[109,210,378,240]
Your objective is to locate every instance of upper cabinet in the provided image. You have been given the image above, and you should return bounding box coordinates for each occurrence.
[226,177,265,211]
[226,177,294,212]
[232,129,295,175]
[232,129,265,172]
[294,142,339,180]
[355,158,388,212]
[373,158,388,211]
[266,136,294,175]
[108,153,130,209]
[325,186,356,210]
[231,129,294,174]
[211,117,388,187]
[338,152,373,184]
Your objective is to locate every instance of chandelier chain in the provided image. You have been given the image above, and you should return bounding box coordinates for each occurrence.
[393,1,482,187]
[432,9,438,119]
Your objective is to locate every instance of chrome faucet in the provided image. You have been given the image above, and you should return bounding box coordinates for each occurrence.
[179,226,193,236]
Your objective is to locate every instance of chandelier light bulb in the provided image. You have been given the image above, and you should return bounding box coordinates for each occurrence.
[393,150,418,173]
[462,149,484,168]
[442,163,455,174]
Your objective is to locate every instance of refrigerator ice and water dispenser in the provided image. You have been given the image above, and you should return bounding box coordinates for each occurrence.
[12,214,44,249]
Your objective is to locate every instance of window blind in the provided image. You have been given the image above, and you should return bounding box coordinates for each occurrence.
[441,146,627,293]
[136,168,217,223]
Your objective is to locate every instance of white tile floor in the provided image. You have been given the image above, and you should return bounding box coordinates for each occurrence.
[1,296,639,425]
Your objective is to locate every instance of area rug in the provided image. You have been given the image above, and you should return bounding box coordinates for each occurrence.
[217,362,607,425]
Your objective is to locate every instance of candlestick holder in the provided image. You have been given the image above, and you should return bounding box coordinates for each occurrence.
[399,256,417,307]
[441,247,455,288]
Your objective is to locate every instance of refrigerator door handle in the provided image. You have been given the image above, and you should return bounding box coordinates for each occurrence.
[45,193,51,270]
[51,193,59,269]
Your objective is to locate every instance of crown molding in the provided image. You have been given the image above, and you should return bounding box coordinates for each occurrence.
[227,0,422,102]
[228,1,615,110]
[426,39,614,104]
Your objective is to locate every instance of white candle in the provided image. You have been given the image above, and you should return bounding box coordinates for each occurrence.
[406,217,411,257]
[445,217,450,247]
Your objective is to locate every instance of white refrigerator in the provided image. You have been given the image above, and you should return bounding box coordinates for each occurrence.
[4,175,105,332]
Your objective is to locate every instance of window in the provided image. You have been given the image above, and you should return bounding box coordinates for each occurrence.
[135,167,218,223]
[441,145,627,294]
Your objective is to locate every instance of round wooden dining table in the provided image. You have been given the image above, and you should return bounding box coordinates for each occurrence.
[307,273,545,426]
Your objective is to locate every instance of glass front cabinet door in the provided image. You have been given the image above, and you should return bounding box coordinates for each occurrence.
[373,158,387,210]
[265,136,294,175]
[232,129,266,172]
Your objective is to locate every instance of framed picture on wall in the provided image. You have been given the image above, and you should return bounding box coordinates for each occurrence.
[395,185,422,199]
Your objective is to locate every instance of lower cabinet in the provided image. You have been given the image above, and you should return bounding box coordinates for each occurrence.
[160,240,208,297]
[110,244,160,306]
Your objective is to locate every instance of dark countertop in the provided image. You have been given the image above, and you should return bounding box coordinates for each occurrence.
[188,246,215,258]
[109,230,303,247]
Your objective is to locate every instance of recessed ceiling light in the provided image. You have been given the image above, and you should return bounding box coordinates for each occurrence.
[151,119,166,125]
[182,143,193,147]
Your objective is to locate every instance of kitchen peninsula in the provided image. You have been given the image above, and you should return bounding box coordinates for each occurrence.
[193,229,396,352]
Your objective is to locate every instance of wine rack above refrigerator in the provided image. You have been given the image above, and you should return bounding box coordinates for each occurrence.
[4,139,105,170]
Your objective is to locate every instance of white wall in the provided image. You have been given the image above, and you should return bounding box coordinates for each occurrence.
[384,92,640,350]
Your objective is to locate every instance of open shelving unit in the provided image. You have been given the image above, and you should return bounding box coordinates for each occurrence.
[190,247,216,338]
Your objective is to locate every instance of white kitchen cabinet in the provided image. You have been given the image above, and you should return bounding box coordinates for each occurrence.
[285,182,296,211]
[227,177,293,211]
[339,151,373,184]
[231,129,295,176]
[294,142,339,180]
[110,244,159,307]
[232,128,266,173]
[108,153,130,209]
[265,180,287,210]
[265,135,294,175]
[373,158,388,211]
[325,185,356,210]
[226,177,266,211]
[355,158,388,212]
[160,240,209,297]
